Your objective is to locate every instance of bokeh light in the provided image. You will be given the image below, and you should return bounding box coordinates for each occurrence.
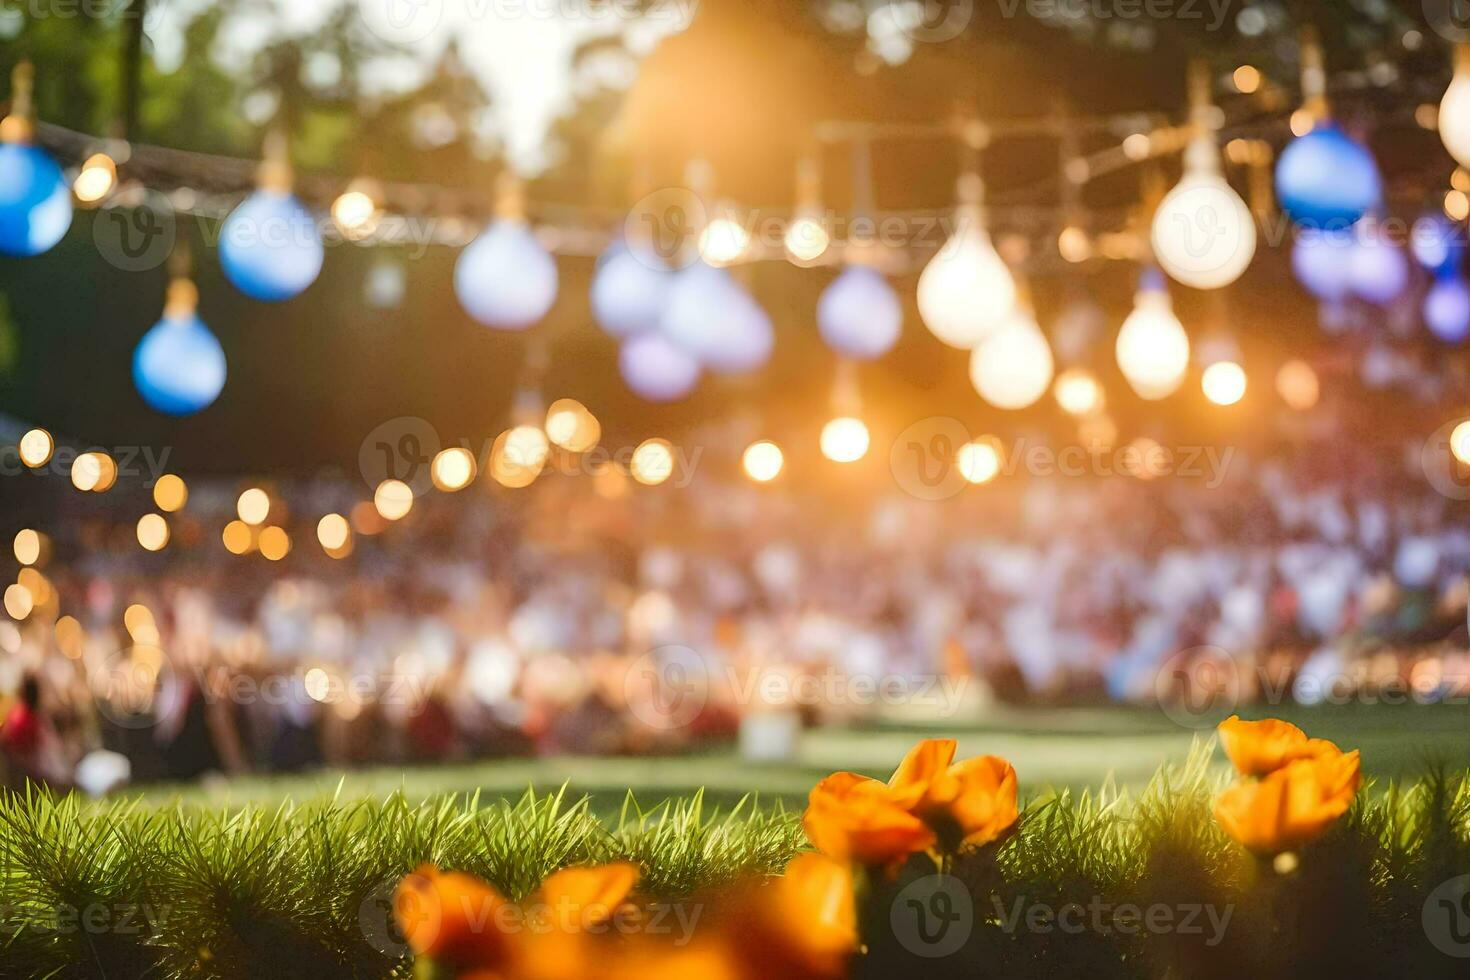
[1452,420,1470,466]
[317,513,350,552]
[698,216,749,266]
[1201,361,1247,406]
[70,453,102,491]
[259,526,291,561]
[13,530,40,566]
[631,438,675,486]
[72,153,116,203]
[153,474,188,512]
[1053,368,1104,416]
[237,488,271,525]
[136,513,170,552]
[18,428,52,467]
[545,399,601,453]
[1276,359,1320,410]
[742,440,784,482]
[957,438,1003,485]
[4,584,33,621]
[222,520,254,555]
[784,215,829,264]
[374,479,414,521]
[431,447,478,492]
[820,417,870,463]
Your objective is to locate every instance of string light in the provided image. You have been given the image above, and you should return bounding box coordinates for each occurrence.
[820,417,870,463]
[742,440,784,482]
[957,438,1003,484]
[258,525,291,561]
[18,428,52,467]
[431,447,478,492]
[631,438,675,486]
[237,488,271,525]
[374,479,414,520]
[4,584,33,621]
[698,213,749,266]
[72,152,117,204]
[1053,368,1104,416]
[545,399,601,453]
[136,513,170,552]
[1116,277,1190,400]
[970,311,1055,410]
[71,453,102,491]
[784,215,830,264]
[1202,361,1247,406]
[222,520,254,555]
[13,530,40,566]
[331,178,382,240]
[317,513,350,552]
[153,474,188,512]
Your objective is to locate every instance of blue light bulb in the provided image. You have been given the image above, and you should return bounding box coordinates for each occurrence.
[218,190,324,302]
[0,141,72,257]
[133,313,227,416]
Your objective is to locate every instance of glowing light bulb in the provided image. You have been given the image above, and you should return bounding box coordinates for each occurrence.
[331,181,381,240]
[544,398,600,453]
[4,584,32,621]
[631,438,675,485]
[502,425,549,470]
[698,215,749,266]
[72,153,116,204]
[1275,360,1319,411]
[259,526,291,561]
[743,440,784,482]
[917,206,1016,349]
[13,530,40,566]
[957,438,1002,484]
[1452,420,1470,465]
[820,417,869,463]
[1201,360,1247,405]
[784,214,829,264]
[1440,46,1470,169]
[431,447,477,491]
[1151,137,1256,289]
[1116,281,1190,400]
[153,474,187,512]
[1053,368,1104,416]
[136,513,169,552]
[317,513,350,552]
[18,428,52,467]
[237,488,270,526]
[71,453,102,491]
[222,520,254,555]
[969,312,1054,410]
[374,479,414,520]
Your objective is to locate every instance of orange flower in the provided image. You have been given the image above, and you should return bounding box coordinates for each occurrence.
[1214,749,1362,854]
[1217,716,1342,777]
[514,862,642,980]
[723,853,858,980]
[394,864,509,969]
[888,739,1020,849]
[804,771,936,867]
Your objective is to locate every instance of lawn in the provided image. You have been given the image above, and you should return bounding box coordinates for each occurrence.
[128,703,1470,813]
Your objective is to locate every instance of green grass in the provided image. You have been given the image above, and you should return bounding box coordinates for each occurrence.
[128,704,1470,814]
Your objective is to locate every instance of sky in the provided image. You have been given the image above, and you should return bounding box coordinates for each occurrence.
[145,0,694,173]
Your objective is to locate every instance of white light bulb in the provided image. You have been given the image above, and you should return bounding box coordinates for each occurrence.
[969,312,1054,410]
[1116,286,1190,400]
[1150,138,1256,289]
[918,206,1016,349]
[1201,360,1247,405]
[820,417,869,463]
[1441,48,1470,169]
[1053,367,1104,416]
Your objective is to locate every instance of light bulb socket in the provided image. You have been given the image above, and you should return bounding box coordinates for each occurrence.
[257,127,293,193]
[164,278,199,320]
[494,169,527,222]
[1,60,34,143]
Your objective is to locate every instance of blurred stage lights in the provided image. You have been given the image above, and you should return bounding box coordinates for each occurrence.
[18,428,52,467]
[237,488,270,525]
[1202,361,1247,406]
[631,438,675,486]
[136,513,169,552]
[820,417,870,463]
[957,438,1003,485]
[374,479,414,520]
[742,440,784,482]
[153,474,188,512]
[431,447,478,492]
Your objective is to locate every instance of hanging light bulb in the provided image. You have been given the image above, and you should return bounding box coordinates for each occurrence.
[1440,44,1470,169]
[72,152,117,205]
[970,307,1054,410]
[1116,271,1190,400]
[697,205,749,266]
[133,276,226,416]
[619,331,701,402]
[0,62,72,257]
[1412,213,1462,274]
[1053,367,1104,416]
[590,238,671,339]
[660,262,773,374]
[1201,360,1247,405]
[631,438,675,485]
[817,263,902,360]
[820,416,869,463]
[455,172,558,330]
[918,144,1016,348]
[219,129,324,301]
[1347,222,1409,305]
[1274,28,1380,229]
[331,177,382,241]
[785,155,829,265]
[743,440,784,482]
[1152,63,1256,289]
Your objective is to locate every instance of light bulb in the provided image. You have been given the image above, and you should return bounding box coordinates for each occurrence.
[820,417,869,463]
[454,220,558,330]
[620,332,701,402]
[1201,361,1247,405]
[957,438,1002,484]
[917,206,1016,349]
[18,428,52,467]
[1150,138,1256,289]
[431,447,478,491]
[631,438,675,485]
[1452,420,1470,465]
[969,312,1054,410]
[590,241,670,339]
[72,153,116,204]
[374,479,414,520]
[1116,283,1190,400]
[331,183,380,240]
[784,214,829,264]
[545,398,600,453]
[817,265,902,360]
[1053,368,1104,416]
[743,440,784,482]
[1440,48,1470,169]
[698,215,748,266]
[660,262,773,374]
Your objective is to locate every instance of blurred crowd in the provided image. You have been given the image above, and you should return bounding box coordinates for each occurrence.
[4,436,1470,793]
